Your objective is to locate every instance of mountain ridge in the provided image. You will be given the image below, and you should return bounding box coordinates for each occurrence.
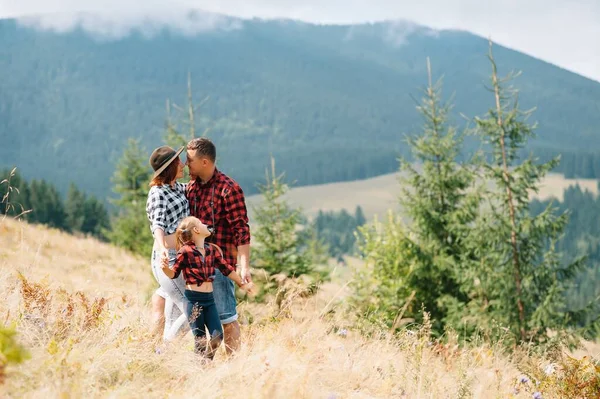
[1,15,599,199]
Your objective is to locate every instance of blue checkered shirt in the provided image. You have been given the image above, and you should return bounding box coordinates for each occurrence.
[146,182,190,235]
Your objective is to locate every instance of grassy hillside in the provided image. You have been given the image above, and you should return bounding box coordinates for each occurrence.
[1,16,600,199]
[1,218,599,397]
[247,172,600,221]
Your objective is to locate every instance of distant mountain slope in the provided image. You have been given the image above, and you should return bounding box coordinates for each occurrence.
[1,16,599,198]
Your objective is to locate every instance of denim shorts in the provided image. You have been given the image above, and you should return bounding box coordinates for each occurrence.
[212,268,238,324]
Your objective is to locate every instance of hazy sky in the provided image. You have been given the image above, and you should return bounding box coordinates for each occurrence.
[1,0,599,82]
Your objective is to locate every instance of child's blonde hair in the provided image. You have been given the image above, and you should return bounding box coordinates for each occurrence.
[175,216,201,250]
[175,216,225,257]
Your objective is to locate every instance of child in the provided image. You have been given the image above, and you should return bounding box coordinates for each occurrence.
[161,216,255,358]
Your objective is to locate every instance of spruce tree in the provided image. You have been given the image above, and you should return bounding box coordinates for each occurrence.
[354,205,366,226]
[353,211,417,327]
[106,138,153,257]
[110,138,151,208]
[465,43,597,346]
[65,183,86,232]
[81,196,111,240]
[368,59,478,333]
[252,158,314,278]
[28,180,67,230]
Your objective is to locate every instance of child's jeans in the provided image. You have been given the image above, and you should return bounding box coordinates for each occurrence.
[184,290,223,357]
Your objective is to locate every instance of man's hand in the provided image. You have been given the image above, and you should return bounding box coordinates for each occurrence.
[240,266,252,284]
[241,282,257,297]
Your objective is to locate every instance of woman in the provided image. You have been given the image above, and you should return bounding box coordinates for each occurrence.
[146,145,189,341]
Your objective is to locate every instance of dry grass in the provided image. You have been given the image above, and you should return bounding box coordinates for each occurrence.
[0,219,154,299]
[247,172,599,221]
[0,218,598,398]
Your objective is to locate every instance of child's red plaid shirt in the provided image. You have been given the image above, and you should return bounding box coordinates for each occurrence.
[171,241,236,285]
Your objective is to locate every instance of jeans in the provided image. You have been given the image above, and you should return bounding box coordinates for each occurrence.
[184,290,223,356]
[151,244,189,340]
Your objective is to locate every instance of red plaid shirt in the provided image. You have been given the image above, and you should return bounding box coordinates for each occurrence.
[186,169,251,267]
[171,241,236,285]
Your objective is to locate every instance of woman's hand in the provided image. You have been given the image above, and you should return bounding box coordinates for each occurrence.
[159,247,169,263]
[154,229,170,261]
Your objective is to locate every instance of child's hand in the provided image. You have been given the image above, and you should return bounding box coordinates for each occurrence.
[161,256,170,269]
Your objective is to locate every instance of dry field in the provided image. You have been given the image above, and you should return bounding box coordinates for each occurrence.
[0,218,598,398]
[247,172,599,221]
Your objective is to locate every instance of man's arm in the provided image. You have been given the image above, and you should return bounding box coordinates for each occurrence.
[224,184,252,283]
[237,244,251,284]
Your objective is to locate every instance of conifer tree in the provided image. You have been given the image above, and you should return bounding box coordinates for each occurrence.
[465,43,597,346]
[106,138,153,256]
[81,196,111,240]
[28,180,67,230]
[253,158,314,278]
[65,183,86,232]
[355,59,479,333]
[354,205,366,226]
[353,211,417,327]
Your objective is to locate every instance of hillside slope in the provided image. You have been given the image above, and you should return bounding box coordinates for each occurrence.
[0,217,579,398]
[1,16,600,199]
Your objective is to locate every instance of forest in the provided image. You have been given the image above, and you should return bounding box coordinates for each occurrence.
[1,18,600,199]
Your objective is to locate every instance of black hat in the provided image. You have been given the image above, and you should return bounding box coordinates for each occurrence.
[149,146,184,179]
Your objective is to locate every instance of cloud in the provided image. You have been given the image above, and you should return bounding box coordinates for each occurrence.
[14,7,242,39]
[342,19,434,47]
[380,20,439,47]
[1,0,599,81]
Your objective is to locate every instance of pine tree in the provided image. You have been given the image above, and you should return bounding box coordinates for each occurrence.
[354,205,366,226]
[355,59,479,334]
[306,227,330,270]
[46,183,68,230]
[465,42,597,346]
[110,138,151,208]
[65,183,86,232]
[28,180,49,224]
[81,196,111,240]
[252,158,314,278]
[353,211,417,328]
[106,138,153,257]
[28,180,67,230]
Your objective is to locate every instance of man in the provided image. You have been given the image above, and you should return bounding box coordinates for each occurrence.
[185,137,252,353]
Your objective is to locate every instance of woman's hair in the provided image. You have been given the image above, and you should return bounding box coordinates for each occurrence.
[150,158,179,187]
[175,216,200,250]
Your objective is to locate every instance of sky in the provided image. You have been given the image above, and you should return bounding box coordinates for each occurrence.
[1,0,599,82]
